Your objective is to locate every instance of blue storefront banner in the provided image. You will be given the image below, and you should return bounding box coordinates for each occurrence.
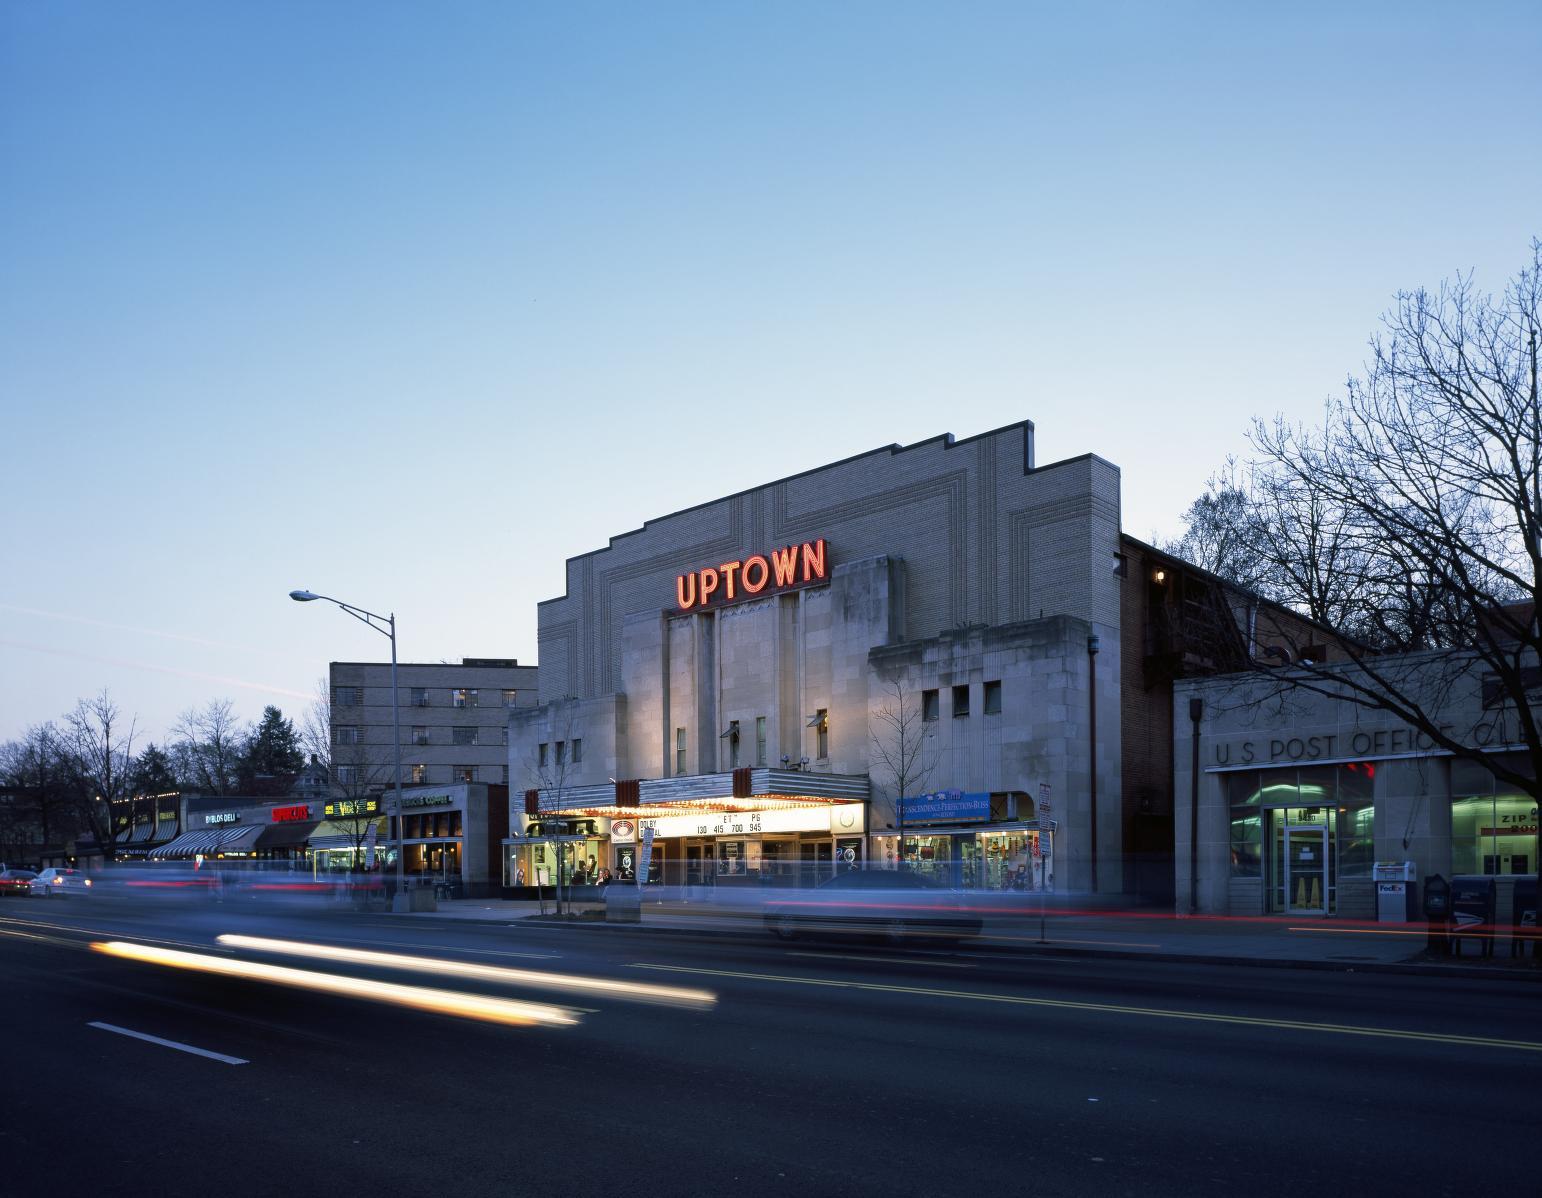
[897,790,990,825]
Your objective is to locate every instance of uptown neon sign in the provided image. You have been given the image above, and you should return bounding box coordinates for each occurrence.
[675,539,828,611]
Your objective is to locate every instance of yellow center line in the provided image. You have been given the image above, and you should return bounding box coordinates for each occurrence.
[982,933,1162,949]
[627,962,1542,1053]
[1287,926,1429,937]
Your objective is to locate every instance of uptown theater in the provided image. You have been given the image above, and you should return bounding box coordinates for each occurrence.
[504,420,1213,898]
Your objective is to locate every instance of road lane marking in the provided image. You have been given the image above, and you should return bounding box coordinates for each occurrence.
[628,963,1542,1053]
[335,936,559,960]
[786,952,976,969]
[216,934,716,1010]
[1287,926,1429,937]
[88,1021,249,1065]
[981,933,1163,949]
[92,941,580,1028]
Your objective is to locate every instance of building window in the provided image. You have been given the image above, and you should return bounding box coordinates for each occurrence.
[572,738,582,764]
[411,726,429,746]
[922,689,940,722]
[727,721,741,768]
[502,689,518,707]
[334,686,363,707]
[538,743,548,769]
[454,765,476,783]
[810,709,829,760]
[676,728,687,775]
[556,741,566,766]
[452,727,478,746]
[333,726,361,746]
[453,688,478,708]
[984,680,1002,715]
[335,765,358,784]
[501,765,510,785]
[755,716,767,767]
[409,764,428,784]
[952,685,970,718]
[410,687,430,707]
[501,726,509,746]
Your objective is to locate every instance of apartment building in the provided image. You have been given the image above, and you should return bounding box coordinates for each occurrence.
[329,658,538,791]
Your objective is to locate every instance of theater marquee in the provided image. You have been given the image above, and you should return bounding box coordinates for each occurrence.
[675,538,828,611]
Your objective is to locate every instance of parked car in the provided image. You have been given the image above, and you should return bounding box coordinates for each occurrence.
[763,868,983,946]
[0,868,39,897]
[30,867,93,897]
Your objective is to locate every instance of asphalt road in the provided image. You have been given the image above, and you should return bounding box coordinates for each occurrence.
[0,895,1536,1197]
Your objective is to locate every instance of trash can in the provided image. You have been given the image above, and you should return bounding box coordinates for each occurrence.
[1449,875,1496,957]
[605,884,641,924]
[1372,861,1417,922]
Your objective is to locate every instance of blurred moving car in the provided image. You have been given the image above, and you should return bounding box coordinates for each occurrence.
[763,869,983,946]
[0,868,39,897]
[30,867,93,897]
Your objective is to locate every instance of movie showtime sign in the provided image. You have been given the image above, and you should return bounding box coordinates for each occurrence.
[675,538,828,611]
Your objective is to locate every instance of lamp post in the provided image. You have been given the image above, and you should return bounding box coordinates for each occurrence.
[1087,633,1099,895]
[289,589,407,913]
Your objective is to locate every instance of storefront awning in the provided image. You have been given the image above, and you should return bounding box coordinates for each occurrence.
[218,824,266,853]
[309,818,384,852]
[149,826,247,859]
[255,821,320,850]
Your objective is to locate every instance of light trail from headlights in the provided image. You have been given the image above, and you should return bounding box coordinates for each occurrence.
[91,941,579,1028]
[215,934,718,1010]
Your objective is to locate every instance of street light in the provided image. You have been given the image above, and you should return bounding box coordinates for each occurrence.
[290,589,407,913]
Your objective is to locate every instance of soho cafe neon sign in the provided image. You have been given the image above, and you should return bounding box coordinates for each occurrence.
[675,538,828,611]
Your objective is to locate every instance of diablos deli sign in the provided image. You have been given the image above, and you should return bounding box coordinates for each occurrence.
[676,539,828,611]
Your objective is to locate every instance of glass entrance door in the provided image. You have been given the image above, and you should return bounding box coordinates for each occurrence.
[1282,826,1327,915]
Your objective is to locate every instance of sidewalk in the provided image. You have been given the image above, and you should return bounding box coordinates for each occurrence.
[392,893,1542,980]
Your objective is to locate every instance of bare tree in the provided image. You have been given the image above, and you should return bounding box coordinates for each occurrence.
[0,723,82,857]
[62,692,139,862]
[869,676,940,869]
[170,699,247,795]
[526,704,579,914]
[1188,242,1542,802]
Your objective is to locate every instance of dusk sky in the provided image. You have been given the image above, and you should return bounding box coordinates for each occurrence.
[3,0,1538,746]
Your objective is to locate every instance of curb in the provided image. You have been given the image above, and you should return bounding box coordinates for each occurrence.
[384,909,1542,982]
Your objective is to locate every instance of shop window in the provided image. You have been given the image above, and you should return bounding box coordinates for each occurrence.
[1451,757,1537,875]
[409,764,428,784]
[755,716,767,766]
[452,727,478,746]
[676,728,687,775]
[922,689,940,722]
[983,680,1002,715]
[1230,809,1263,877]
[952,685,970,718]
[572,738,582,764]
